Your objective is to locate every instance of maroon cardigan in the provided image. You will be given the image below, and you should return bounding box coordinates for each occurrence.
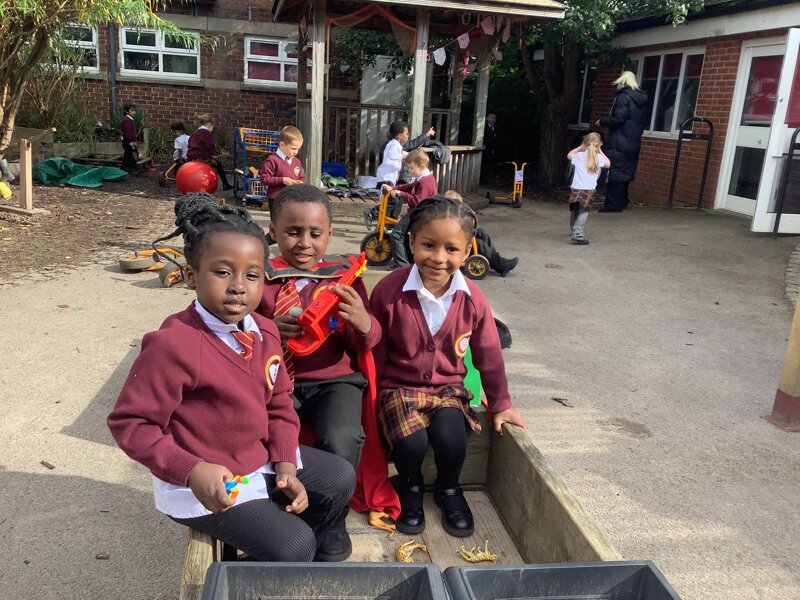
[107,305,298,486]
[257,274,380,381]
[393,173,437,208]
[370,267,512,413]
[260,153,306,200]
[187,127,215,161]
[121,115,137,144]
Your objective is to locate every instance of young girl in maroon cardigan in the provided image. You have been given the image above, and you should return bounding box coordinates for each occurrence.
[107,193,355,562]
[186,114,233,190]
[370,195,527,537]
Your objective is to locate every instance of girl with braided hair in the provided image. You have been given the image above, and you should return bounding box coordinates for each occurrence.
[108,193,355,562]
[369,195,527,538]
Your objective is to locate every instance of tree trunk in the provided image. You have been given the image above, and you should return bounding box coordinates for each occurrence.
[537,98,569,186]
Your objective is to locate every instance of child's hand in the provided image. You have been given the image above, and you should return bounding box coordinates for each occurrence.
[274,315,303,341]
[425,127,435,138]
[282,177,301,186]
[492,408,528,435]
[188,462,236,514]
[381,184,393,193]
[332,285,372,335]
[274,463,308,514]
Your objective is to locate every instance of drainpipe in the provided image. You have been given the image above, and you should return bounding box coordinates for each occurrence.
[108,21,117,114]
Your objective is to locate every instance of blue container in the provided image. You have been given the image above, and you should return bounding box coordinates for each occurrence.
[444,561,682,600]
[322,162,347,178]
[202,562,448,600]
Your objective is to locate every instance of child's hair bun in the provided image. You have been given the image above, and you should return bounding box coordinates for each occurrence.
[174,192,217,227]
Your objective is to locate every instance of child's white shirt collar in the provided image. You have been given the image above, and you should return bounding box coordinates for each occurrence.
[276,149,292,162]
[199,125,211,131]
[193,299,262,352]
[402,265,470,335]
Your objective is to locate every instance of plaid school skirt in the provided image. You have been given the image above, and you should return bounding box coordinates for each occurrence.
[569,188,595,210]
[377,386,481,453]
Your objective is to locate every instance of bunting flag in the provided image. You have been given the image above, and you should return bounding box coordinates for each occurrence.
[457,32,471,49]
[492,45,503,62]
[433,47,447,66]
[480,15,495,36]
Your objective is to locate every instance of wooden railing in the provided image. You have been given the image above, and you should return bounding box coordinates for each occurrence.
[425,145,484,194]
[297,100,453,178]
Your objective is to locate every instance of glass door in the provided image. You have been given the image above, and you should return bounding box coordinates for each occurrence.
[752,28,800,233]
[722,45,785,215]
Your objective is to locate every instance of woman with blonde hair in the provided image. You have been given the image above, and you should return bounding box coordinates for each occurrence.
[595,70,648,212]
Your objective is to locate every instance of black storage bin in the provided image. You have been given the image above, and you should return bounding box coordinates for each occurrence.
[201,562,448,600]
[444,561,682,600]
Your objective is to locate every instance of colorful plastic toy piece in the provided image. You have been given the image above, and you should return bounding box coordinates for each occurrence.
[225,475,249,501]
[286,253,367,356]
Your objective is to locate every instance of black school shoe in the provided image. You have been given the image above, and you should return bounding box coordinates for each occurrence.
[396,484,426,534]
[315,518,352,562]
[434,486,474,537]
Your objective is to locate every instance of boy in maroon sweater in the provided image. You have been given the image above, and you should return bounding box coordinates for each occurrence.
[187,114,232,190]
[260,125,305,212]
[108,193,354,562]
[257,184,382,560]
[381,149,438,269]
[120,103,138,172]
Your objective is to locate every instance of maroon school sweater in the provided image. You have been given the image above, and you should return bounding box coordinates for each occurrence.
[107,305,298,486]
[370,268,512,413]
[260,154,306,200]
[393,173,437,208]
[187,127,215,161]
[257,274,380,381]
[121,115,137,143]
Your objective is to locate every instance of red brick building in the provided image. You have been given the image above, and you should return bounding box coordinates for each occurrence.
[579,0,800,233]
[71,0,356,146]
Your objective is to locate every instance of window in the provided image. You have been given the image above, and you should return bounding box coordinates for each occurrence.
[573,62,597,126]
[120,28,200,79]
[634,50,704,133]
[244,37,312,87]
[61,25,99,72]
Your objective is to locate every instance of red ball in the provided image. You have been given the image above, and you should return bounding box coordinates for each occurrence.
[175,161,218,194]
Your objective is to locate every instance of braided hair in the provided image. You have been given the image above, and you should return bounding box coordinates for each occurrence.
[404,195,477,259]
[152,192,269,269]
[271,183,332,226]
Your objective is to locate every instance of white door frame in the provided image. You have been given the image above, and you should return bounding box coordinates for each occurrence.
[752,27,800,232]
[715,35,787,214]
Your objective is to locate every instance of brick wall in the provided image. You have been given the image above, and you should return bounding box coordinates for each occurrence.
[82,0,353,148]
[589,27,789,208]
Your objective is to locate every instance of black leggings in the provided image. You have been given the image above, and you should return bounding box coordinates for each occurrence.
[390,408,468,490]
[171,445,355,561]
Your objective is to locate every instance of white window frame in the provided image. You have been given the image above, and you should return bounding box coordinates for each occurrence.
[61,25,99,73]
[243,36,312,89]
[574,62,597,127]
[119,28,200,80]
[628,46,706,138]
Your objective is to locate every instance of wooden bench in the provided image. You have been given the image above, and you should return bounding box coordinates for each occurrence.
[179,406,620,599]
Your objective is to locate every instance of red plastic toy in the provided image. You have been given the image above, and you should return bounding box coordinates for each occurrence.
[176,161,219,194]
[287,253,368,357]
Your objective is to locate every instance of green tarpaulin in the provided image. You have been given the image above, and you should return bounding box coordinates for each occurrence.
[33,157,127,188]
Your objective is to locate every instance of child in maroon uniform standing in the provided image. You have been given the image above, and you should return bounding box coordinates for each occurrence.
[260,125,305,213]
[370,195,527,537]
[120,103,138,172]
[187,113,233,190]
[107,193,354,562]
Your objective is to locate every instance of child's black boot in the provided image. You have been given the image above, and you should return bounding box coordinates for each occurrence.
[396,483,426,534]
[434,486,474,537]
[315,518,352,562]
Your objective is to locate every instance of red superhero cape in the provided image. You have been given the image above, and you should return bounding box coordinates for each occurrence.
[269,256,401,520]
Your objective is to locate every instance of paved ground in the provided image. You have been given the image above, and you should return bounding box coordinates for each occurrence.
[1,195,799,599]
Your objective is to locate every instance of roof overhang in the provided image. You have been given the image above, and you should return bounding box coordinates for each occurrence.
[273,0,564,25]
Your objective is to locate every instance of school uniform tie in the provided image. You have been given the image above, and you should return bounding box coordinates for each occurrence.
[274,279,302,380]
[231,330,256,361]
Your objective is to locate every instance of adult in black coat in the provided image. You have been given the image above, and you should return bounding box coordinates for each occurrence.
[596,71,649,212]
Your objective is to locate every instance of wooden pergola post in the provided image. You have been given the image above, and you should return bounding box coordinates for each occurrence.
[410,8,430,138]
[307,0,326,188]
[471,35,492,176]
[449,49,465,145]
[764,299,800,431]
